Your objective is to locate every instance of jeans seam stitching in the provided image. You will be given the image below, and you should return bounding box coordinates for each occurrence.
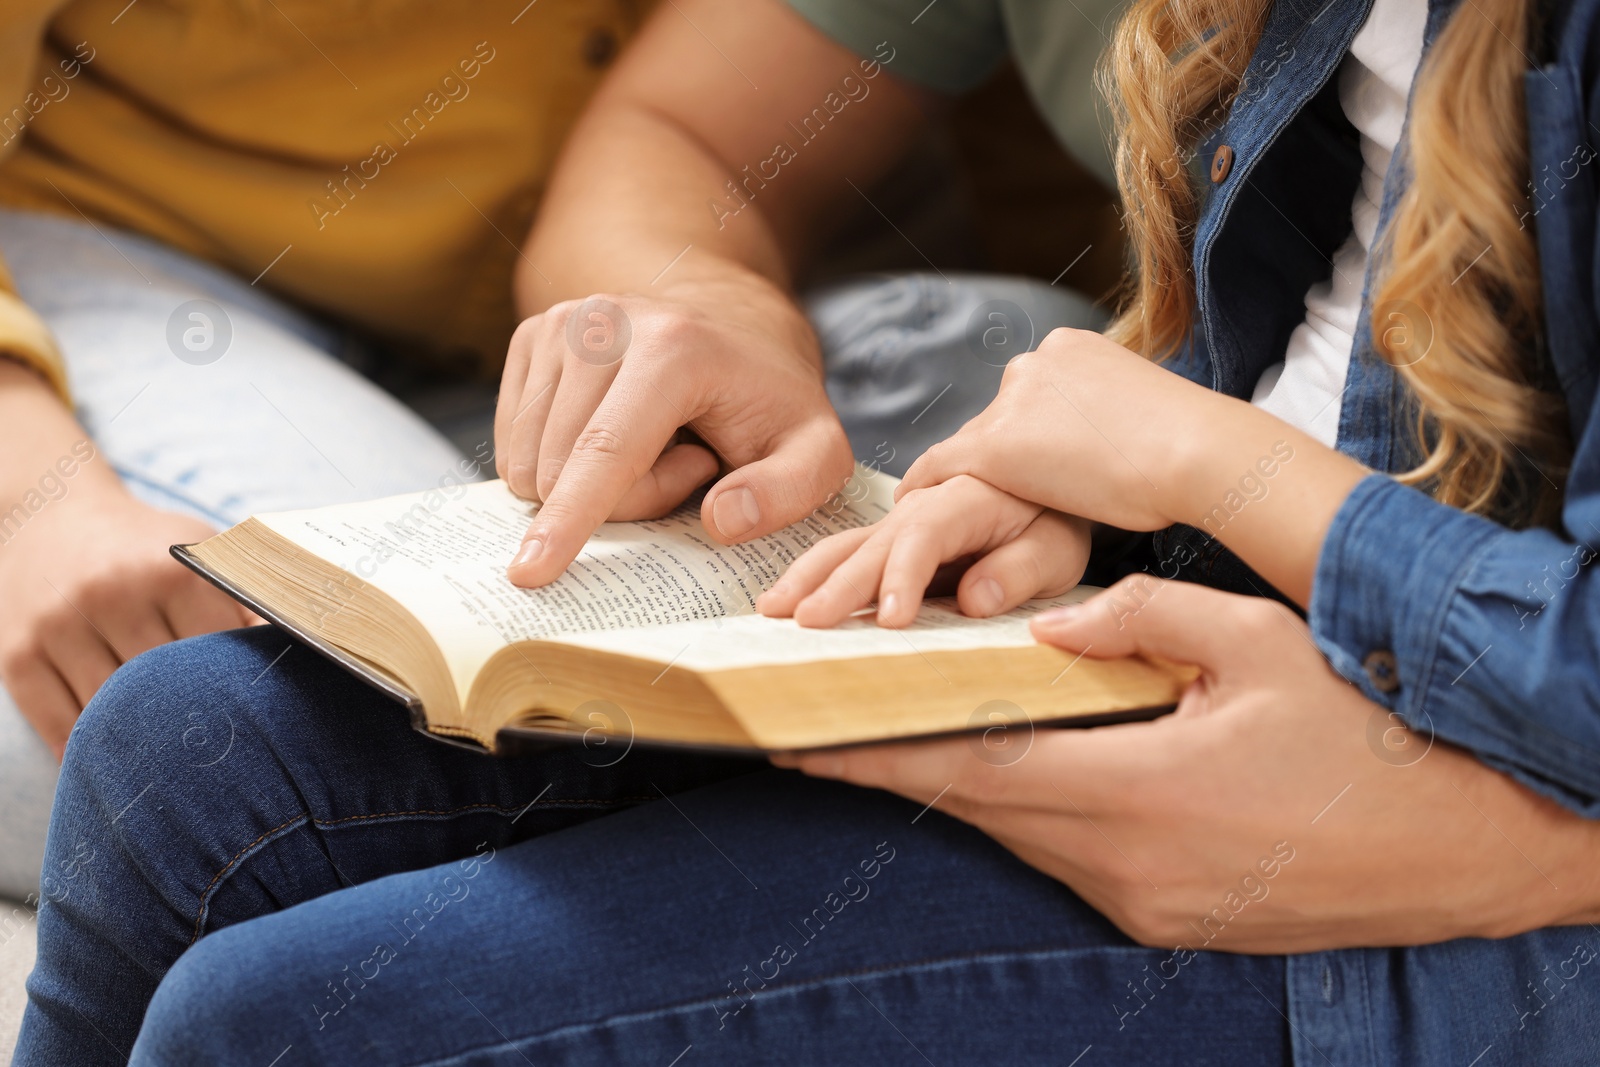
[402,943,1163,1065]
[189,814,308,944]
[188,798,655,943]
[305,799,649,827]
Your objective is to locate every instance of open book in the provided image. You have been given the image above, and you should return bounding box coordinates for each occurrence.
[175,467,1192,753]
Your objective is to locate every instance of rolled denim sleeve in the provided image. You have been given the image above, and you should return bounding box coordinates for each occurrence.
[782,0,1009,95]
[1310,473,1600,814]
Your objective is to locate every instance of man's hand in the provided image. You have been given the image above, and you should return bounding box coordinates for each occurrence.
[0,482,253,759]
[495,279,854,587]
[494,0,928,587]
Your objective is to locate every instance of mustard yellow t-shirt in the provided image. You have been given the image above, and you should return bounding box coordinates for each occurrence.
[0,0,650,399]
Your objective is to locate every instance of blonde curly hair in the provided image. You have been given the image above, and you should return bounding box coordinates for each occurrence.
[1100,0,1569,525]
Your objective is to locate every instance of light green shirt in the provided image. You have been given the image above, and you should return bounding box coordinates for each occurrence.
[783,0,1125,186]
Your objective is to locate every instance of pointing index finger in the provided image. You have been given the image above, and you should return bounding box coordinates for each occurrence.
[506,370,689,588]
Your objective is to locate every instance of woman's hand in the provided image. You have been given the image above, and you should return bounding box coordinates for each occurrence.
[775,577,1600,951]
[898,329,1221,531]
[756,475,1090,628]
[0,482,252,760]
[898,328,1370,605]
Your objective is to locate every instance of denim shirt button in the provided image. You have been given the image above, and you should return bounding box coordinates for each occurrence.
[1363,650,1401,693]
[1209,145,1234,183]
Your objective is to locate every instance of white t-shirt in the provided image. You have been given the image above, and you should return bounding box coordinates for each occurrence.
[1248,0,1428,444]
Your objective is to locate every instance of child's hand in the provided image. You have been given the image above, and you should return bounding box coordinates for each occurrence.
[756,475,1091,628]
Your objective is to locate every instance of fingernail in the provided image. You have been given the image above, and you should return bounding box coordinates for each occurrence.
[713,487,760,538]
[1036,603,1083,627]
[880,592,899,619]
[970,577,1004,615]
[512,538,543,568]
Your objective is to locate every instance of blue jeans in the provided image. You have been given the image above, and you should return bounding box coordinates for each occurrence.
[22,652,1600,1066]
[16,628,1292,1065]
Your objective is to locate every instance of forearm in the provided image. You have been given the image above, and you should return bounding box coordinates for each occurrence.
[1166,393,1368,606]
[516,104,814,369]
[1547,796,1600,929]
[0,358,120,506]
[513,0,926,320]
[517,100,795,317]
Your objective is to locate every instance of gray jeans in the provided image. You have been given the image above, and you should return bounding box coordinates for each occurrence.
[0,208,1104,900]
[811,272,1105,476]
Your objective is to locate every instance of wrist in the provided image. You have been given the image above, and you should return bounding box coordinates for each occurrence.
[1161,394,1366,525]
[1158,389,1256,527]
[0,359,124,508]
[1159,394,1368,603]
[655,270,821,370]
[1550,803,1600,928]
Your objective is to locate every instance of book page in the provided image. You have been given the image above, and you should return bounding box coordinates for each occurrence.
[254,467,896,704]
[547,587,1101,672]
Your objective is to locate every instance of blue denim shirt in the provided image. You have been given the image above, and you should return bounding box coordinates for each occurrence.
[1165,0,1600,1061]
[1172,0,1600,817]
[795,0,1600,822]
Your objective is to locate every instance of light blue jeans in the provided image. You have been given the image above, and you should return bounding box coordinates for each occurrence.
[0,207,1105,901]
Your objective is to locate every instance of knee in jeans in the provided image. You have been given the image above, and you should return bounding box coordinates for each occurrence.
[133,923,287,1062]
[49,632,283,880]
[64,633,248,793]
[64,627,314,785]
